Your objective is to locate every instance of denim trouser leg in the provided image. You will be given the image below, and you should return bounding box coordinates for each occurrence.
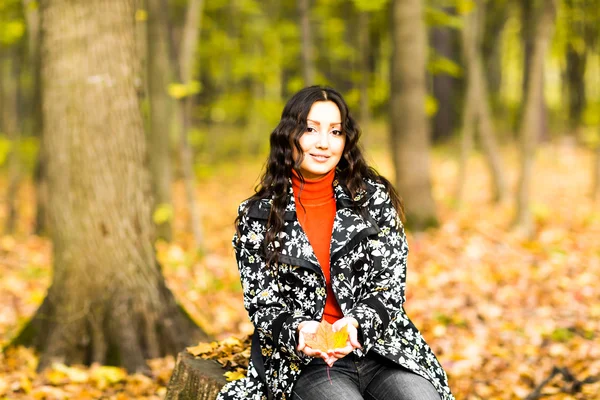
[364,363,441,400]
[291,352,440,400]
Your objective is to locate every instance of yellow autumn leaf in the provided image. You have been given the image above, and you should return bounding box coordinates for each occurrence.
[224,370,246,381]
[19,374,32,393]
[333,325,349,348]
[187,342,214,356]
[51,363,88,383]
[89,365,126,385]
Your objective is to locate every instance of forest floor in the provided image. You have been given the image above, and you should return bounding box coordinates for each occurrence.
[0,141,599,399]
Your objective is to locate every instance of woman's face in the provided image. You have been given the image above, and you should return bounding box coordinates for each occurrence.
[294,101,346,180]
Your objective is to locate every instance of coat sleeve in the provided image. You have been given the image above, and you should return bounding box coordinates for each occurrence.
[344,185,408,355]
[233,202,313,364]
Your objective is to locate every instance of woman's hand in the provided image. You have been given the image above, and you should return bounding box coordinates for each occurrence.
[297,318,362,367]
[326,317,362,366]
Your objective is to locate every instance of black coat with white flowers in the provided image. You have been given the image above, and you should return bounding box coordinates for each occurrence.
[217,176,454,400]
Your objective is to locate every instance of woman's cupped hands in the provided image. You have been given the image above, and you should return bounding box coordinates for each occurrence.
[297,317,362,367]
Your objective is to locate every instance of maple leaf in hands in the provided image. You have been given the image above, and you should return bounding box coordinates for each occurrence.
[304,321,349,352]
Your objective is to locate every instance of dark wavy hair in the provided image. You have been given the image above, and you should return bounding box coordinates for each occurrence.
[238,85,404,266]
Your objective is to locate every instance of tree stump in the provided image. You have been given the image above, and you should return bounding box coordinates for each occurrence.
[165,351,227,400]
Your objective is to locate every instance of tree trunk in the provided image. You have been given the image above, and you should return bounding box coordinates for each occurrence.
[565,43,586,131]
[298,0,315,86]
[514,0,556,234]
[481,0,508,97]
[147,0,174,241]
[430,19,456,143]
[11,0,209,373]
[165,351,227,400]
[454,44,476,207]
[357,10,371,148]
[594,143,600,201]
[175,0,204,251]
[460,1,508,204]
[1,52,21,234]
[22,0,47,235]
[520,1,549,142]
[390,0,437,229]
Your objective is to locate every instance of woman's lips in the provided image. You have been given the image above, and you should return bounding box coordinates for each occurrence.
[310,154,330,162]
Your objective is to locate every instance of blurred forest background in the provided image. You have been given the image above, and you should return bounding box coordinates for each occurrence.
[0,0,599,398]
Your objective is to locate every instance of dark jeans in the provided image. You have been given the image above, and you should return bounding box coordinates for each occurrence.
[291,352,441,400]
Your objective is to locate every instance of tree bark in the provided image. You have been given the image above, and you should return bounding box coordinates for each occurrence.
[565,43,587,130]
[390,0,437,229]
[174,0,204,250]
[514,0,557,234]
[520,1,549,142]
[11,0,209,373]
[454,46,476,207]
[357,11,371,132]
[165,351,227,400]
[147,0,174,241]
[1,51,21,234]
[298,0,315,86]
[430,18,456,143]
[481,0,508,97]
[458,1,508,204]
[594,143,600,201]
[22,0,46,235]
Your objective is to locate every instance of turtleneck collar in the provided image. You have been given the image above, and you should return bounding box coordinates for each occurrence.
[291,168,336,205]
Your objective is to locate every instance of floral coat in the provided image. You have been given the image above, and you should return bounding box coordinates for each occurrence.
[217,177,454,400]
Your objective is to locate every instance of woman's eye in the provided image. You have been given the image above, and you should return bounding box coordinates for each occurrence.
[307,127,317,133]
[332,130,343,136]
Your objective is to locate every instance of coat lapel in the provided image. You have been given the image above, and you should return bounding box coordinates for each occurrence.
[246,176,379,272]
[330,178,380,265]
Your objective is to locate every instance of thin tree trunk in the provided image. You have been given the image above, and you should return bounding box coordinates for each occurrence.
[481,0,508,97]
[390,0,437,229]
[461,1,508,204]
[11,0,209,372]
[520,1,549,142]
[1,53,21,234]
[514,0,557,234]
[357,11,371,132]
[431,19,456,143]
[22,0,46,235]
[298,0,315,86]
[594,143,600,201]
[565,44,586,131]
[455,52,476,207]
[175,0,204,250]
[147,0,173,241]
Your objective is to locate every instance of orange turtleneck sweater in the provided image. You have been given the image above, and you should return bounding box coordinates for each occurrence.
[292,169,344,324]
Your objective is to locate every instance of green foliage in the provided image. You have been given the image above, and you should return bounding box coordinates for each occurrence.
[135,8,148,22]
[425,6,463,29]
[426,94,439,117]
[153,204,174,225]
[549,327,575,343]
[0,136,11,166]
[168,81,202,99]
[0,0,25,47]
[350,0,390,12]
[428,54,463,78]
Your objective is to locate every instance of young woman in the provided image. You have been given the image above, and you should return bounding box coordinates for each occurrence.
[218,86,453,400]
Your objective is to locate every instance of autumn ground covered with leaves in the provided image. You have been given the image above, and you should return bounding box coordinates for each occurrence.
[1,141,599,399]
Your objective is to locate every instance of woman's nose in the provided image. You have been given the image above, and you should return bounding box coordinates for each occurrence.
[316,130,329,149]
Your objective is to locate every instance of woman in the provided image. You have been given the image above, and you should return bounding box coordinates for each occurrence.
[218,86,453,400]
